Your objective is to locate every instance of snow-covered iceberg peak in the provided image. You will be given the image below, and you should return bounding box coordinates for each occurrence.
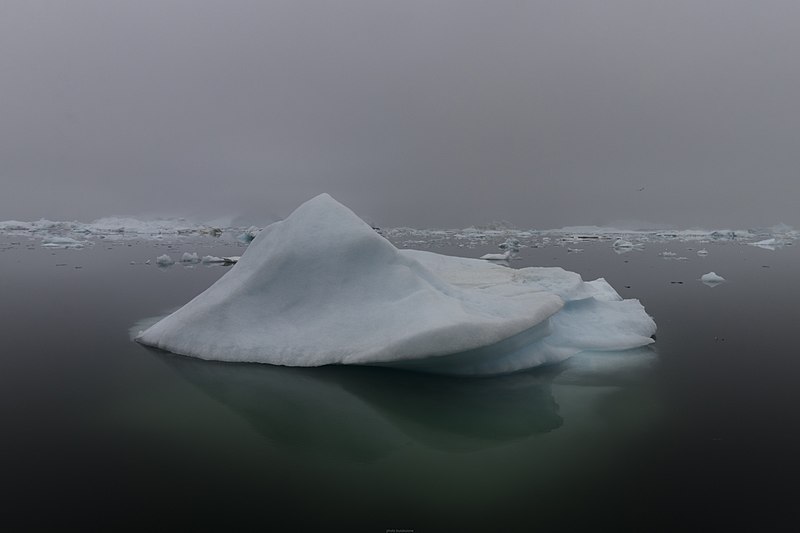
[137,194,656,376]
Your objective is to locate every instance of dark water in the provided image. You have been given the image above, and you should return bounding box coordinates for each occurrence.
[2,235,799,531]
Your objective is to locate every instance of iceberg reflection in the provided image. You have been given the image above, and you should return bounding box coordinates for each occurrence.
[142,345,656,461]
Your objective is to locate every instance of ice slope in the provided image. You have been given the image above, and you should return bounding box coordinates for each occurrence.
[137,194,656,376]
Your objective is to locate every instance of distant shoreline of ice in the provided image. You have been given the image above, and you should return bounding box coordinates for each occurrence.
[0,215,796,249]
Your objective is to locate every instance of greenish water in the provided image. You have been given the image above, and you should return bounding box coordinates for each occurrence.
[2,235,799,531]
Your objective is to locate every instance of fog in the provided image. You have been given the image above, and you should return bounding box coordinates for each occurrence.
[2,1,799,229]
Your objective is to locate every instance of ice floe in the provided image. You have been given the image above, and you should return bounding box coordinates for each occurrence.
[136,194,657,376]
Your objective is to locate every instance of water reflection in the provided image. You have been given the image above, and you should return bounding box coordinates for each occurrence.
[140,344,656,461]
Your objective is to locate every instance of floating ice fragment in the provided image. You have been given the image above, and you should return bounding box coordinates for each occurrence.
[498,238,521,252]
[700,272,726,286]
[181,252,200,263]
[41,236,85,249]
[697,249,709,256]
[612,239,643,254]
[156,254,174,266]
[479,250,512,261]
[750,238,781,251]
[136,194,656,376]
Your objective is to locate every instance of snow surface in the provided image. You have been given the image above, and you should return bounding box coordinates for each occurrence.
[137,194,656,376]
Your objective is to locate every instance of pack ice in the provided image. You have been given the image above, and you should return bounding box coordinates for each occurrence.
[136,194,656,376]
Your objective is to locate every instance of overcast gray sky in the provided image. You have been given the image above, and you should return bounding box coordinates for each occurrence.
[2,0,799,228]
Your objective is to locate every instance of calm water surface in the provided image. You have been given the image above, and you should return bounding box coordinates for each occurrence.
[1,234,799,531]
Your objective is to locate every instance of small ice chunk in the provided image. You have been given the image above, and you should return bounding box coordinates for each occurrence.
[222,256,241,264]
[181,252,200,263]
[41,236,84,249]
[480,251,511,261]
[700,272,726,286]
[201,255,225,263]
[750,238,780,250]
[697,249,709,256]
[156,254,174,266]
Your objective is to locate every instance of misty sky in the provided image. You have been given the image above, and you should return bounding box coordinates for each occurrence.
[2,1,799,229]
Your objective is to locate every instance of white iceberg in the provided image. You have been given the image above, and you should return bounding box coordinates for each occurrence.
[181,252,200,263]
[700,272,726,286]
[136,194,656,376]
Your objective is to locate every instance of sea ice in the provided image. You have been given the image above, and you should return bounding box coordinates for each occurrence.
[181,252,200,263]
[136,194,656,376]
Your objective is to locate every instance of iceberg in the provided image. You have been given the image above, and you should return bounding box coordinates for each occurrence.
[136,194,656,376]
[156,254,174,266]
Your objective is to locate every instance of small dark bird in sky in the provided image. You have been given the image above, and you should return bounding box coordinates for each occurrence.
[637,187,646,192]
